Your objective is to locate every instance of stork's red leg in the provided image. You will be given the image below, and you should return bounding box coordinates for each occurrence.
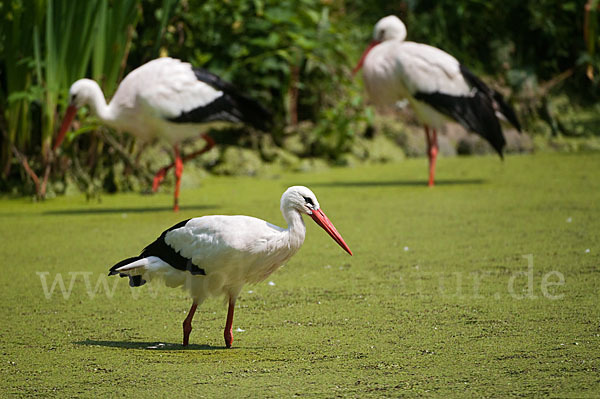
[152,166,169,192]
[182,301,198,346]
[152,134,215,192]
[424,126,439,187]
[430,129,438,186]
[173,145,183,212]
[188,134,216,160]
[224,297,236,348]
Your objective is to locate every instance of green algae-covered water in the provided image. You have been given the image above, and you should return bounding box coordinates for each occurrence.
[1,153,598,397]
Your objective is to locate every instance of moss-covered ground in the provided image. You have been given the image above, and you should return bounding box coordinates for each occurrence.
[1,153,599,397]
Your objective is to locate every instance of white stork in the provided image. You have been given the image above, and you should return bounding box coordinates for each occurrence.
[54,57,271,211]
[108,186,352,348]
[354,15,521,186]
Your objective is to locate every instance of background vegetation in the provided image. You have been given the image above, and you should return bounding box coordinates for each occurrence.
[1,0,599,198]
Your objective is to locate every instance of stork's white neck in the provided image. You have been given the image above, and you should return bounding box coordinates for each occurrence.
[282,208,307,250]
[73,79,116,125]
[86,86,113,123]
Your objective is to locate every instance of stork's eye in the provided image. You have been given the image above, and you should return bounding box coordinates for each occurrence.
[378,29,386,40]
[303,196,314,207]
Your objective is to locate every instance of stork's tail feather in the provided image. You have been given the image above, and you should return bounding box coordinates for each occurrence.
[492,90,521,132]
[108,256,147,287]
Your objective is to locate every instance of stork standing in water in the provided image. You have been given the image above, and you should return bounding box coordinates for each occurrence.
[108,186,352,348]
[55,57,271,211]
[354,16,521,186]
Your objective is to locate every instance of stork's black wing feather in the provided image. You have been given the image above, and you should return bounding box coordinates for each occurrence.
[459,65,521,132]
[139,219,206,275]
[108,219,206,288]
[413,64,522,157]
[414,89,506,157]
[168,68,273,131]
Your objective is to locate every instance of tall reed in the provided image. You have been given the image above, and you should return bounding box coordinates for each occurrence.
[1,0,141,196]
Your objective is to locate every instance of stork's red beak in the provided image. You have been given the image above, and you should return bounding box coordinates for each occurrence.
[310,208,353,256]
[53,104,77,151]
[352,40,381,76]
